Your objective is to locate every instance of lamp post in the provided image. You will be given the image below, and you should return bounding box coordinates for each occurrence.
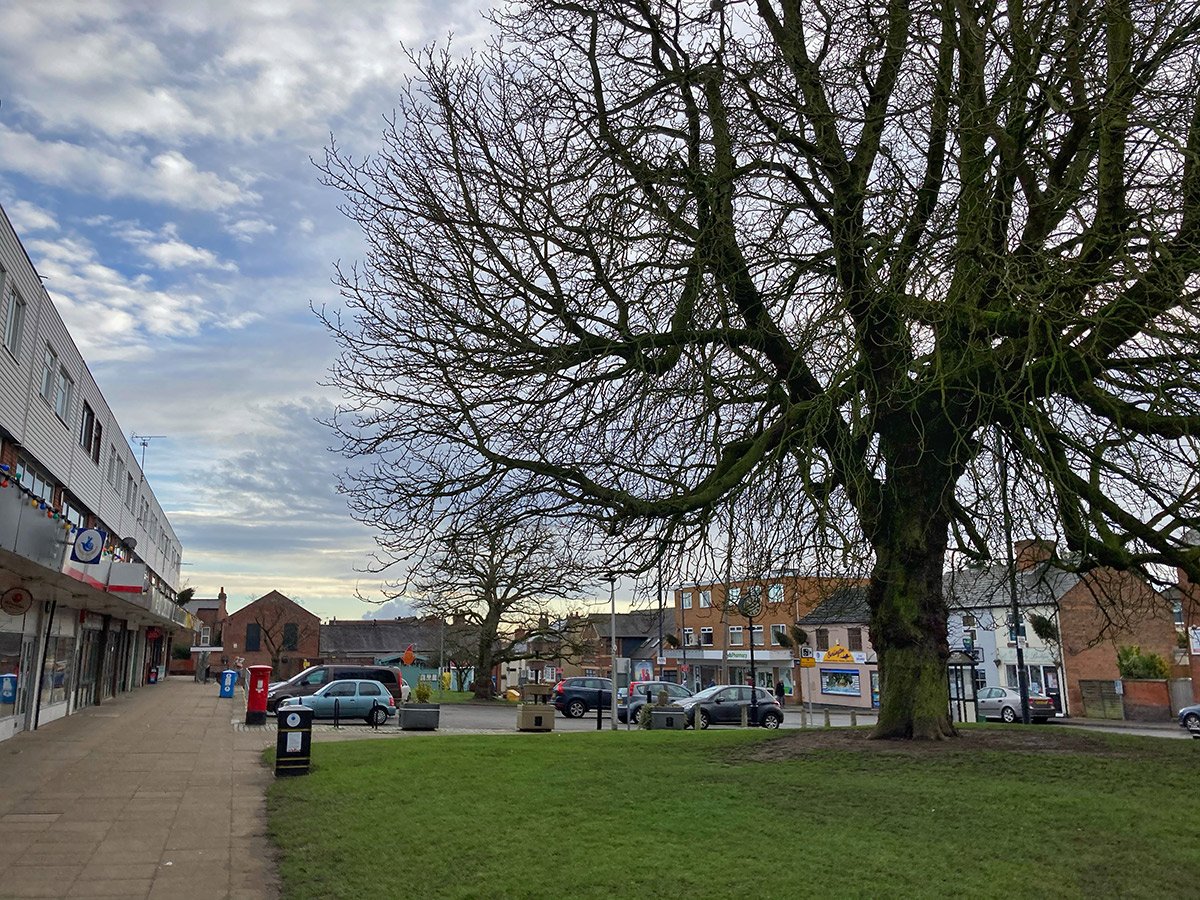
[608,574,618,731]
[999,438,1032,725]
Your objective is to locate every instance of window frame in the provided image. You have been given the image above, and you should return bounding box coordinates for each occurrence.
[751,625,764,647]
[699,590,711,608]
[770,623,787,646]
[728,625,744,646]
[2,281,26,356]
[699,626,714,646]
[681,591,692,610]
[245,622,261,652]
[815,628,830,651]
[847,628,863,652]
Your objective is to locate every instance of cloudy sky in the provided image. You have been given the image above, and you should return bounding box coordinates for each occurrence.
[0,1,497,618]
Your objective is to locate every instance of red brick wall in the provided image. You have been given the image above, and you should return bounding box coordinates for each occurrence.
[1058,570,1177,716]
[222,591,320,680]
[1121,679,1171,721]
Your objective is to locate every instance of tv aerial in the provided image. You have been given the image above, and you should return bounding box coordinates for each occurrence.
[130,433,167,469]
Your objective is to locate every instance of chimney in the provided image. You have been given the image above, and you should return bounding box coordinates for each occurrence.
[218,586,226,603]
[1014,539,1054,572]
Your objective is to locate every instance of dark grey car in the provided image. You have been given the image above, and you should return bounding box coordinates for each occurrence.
[677,685,784,729]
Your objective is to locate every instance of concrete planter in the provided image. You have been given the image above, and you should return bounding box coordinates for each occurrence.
[399,703,441,731]
[649,707,686,730]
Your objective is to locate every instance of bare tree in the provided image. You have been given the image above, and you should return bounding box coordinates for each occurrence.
[319,0,1200,738]
[411,509,595,699]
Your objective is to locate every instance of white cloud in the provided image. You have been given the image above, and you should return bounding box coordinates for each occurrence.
[2,197,59,233]
[0,126,257,211]
[227,217,276,242]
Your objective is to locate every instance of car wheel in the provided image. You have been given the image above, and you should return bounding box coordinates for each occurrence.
[1184,712,1200,729]
[367,705,388,726]
[698,710,710,730]
[568,699,587,718]
[761,712,782,729]
[1001,706,1017,723]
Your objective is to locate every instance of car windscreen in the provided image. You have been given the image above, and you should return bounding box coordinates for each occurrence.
[689,686,722,701]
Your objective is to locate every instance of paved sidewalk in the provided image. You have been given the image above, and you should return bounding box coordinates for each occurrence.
[0,678,278,899]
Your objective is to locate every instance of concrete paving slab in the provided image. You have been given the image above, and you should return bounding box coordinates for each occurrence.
[0,678,279,899]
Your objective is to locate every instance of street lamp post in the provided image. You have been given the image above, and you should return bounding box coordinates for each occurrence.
[609,574,618,731]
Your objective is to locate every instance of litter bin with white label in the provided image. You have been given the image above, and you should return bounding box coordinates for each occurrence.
[275,706,314,777]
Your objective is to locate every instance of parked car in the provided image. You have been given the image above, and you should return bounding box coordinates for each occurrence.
[267,664,410,711]
[277,679,396,725]
[1178,702,1200,735]
[976,686,1056,723]
[617,680,693,724]
[676,685,783,729]
[552,677,613,718]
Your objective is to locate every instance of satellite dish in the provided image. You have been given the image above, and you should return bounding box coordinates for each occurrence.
[122,537,138,551]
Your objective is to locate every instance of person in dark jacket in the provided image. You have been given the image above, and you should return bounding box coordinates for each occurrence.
[775,680,786,706]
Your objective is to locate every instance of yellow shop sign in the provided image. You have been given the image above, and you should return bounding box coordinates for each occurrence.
[822,644,856,663]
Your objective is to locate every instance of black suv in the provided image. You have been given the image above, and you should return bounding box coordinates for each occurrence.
[267,665,410,711]
[552,677,613,718]
[617,680,694,724]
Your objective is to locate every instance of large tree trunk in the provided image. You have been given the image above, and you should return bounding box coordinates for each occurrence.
[869,461,957,739]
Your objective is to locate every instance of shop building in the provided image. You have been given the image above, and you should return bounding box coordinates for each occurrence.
[666,573,861,696]
[0,202,192,742]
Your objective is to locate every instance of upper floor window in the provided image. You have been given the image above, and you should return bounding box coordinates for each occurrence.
[699,590,711,608]
[847,628,863,652]
[768,583,784,604]
[245,622,261,651]
[126,474,137,510]
[728,625,744,646]
[40,345,58,403]
[283,623,299,651]
[79,402,102,464]
[815,628,830,650]
[682,627,695,647]
[681,591,692,609]
[107,445,119,486]
[751,625,764,647]
[200,626,212,646]
[700,627,714,646]
[54,365,73,421]
[770,623,787,645]
[2,282,25,356]
[1173,600,1184,627]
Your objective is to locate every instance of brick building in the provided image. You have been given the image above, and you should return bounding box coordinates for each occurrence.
[222,591,319,680]
[666,573,860,695]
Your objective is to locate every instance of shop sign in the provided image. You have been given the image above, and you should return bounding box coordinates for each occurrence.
[726,650,750,661]
[0,586,33,616]
[799,655,815,668]
[70,528,107,564]
[823,644,856,663]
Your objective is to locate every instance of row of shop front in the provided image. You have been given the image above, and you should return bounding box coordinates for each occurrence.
[0,546,190,743]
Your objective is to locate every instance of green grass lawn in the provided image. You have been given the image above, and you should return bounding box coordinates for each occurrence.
[267,727,1199,899]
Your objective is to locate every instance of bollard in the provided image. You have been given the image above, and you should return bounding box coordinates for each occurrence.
[799,707,807,728]
[333,698,340,729]
[850,709,858,727]
[823,708,831,728]
[369,701,381,730]
[740,705,749,728]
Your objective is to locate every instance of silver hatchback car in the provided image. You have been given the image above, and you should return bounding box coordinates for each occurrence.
[977,686,1056,723]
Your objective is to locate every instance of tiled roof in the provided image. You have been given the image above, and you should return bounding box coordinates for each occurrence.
[944,562,1080,610]
[797,586,871,625]
[320,618,451,656]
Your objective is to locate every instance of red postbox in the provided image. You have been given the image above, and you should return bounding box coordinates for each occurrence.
[245,664,272,725]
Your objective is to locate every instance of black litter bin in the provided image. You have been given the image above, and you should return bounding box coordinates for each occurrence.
[275,706,314,777]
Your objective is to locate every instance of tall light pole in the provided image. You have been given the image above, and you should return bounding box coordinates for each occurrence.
[1000,437,1032,724]
[608,574,618,731]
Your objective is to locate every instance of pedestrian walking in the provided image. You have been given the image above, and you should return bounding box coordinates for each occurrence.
[775,680,786,706]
